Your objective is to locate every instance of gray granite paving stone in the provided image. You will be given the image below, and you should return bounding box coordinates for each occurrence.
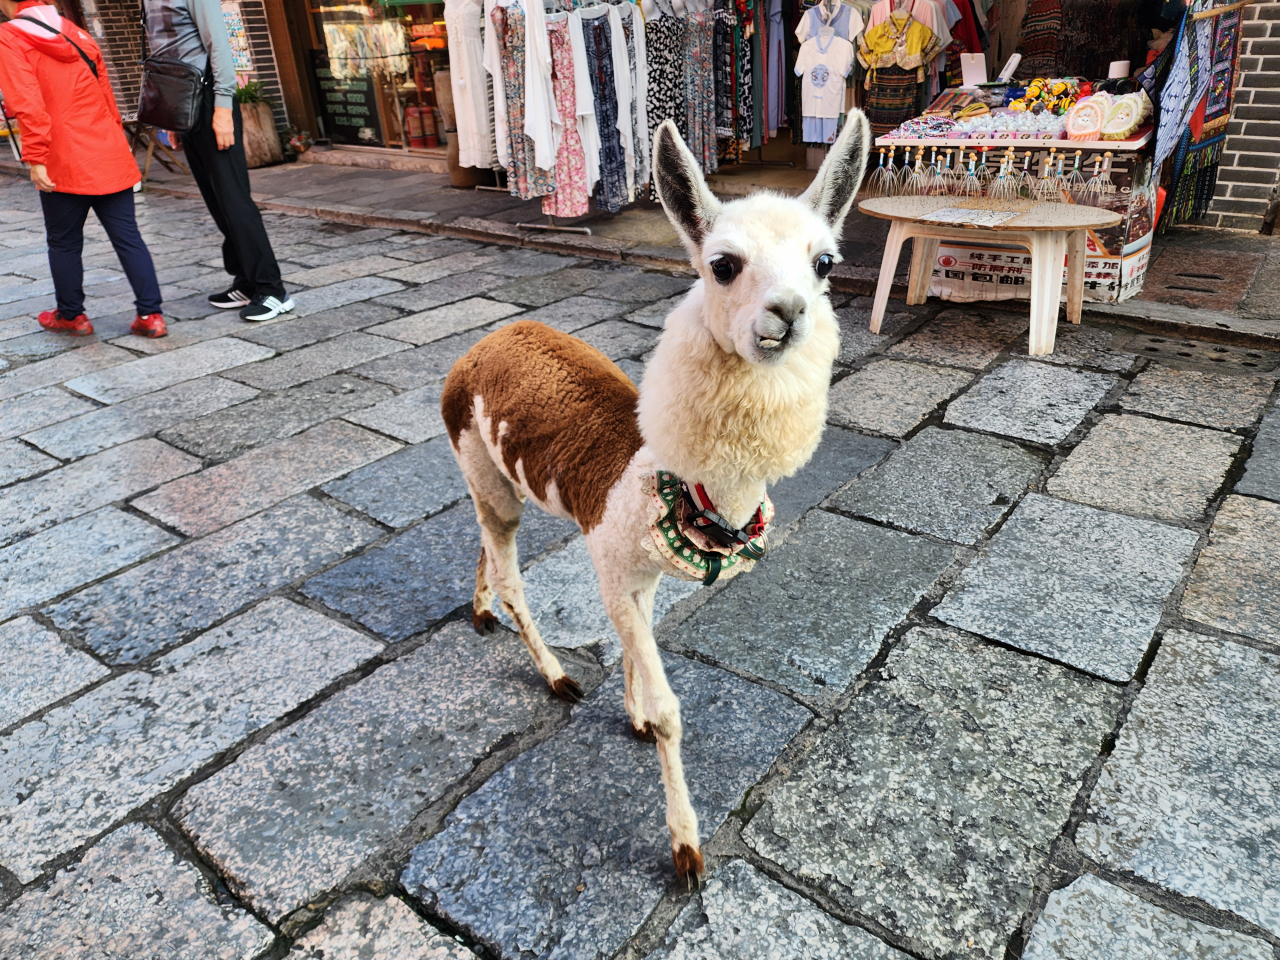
[1237,402,1280,502]
[1180,494,1280,644]
[833,306,891,364]
[22,376,258,460]
[487,268,606,307]
[0,386,96,440]
[650,860,910,960]
[0,617,107,731]
[353,329,489,388]
[624,294,684,329]
[832,426,1044,543]
[1022,873,1272,960]
[828,360,973,437]
[744,627,1121,960]
[63,337,275,404]
[0,330,86,364]
[301,502,479,641]
[107,310,273,356]
[368,297,521,344]
[223,331,409,391]
[0,342,132,402]
[291,275,406,317]
[944,359,1117,446]
[374,272,506,312]
[134,419,400,536]
[47,496,379,664]
[0,823,274,960]
[1120,363,1275,430]
[1047,414,1241,522]
[573,320,662,361]
[377,249,504,284]
[235,300,403,351]
[888,308,1026,369]
[615,358,645,384]
[159,374,393,461]
[767,424,896,529]
[1,507,178,621]
[284,254,408,287]
[934,493,1199,681]
[322,435,469,527]
[0,439,58,486]
[176,622,577,922]
[401,651,810,960]
[1013,322,1138,373]
[1077,630,1280,936]
[385,237,485,263]
[511,296,639,332]
[290,894,477,959]
[587,271,693,303]
[0,439,200,546]
[484,250,581,278]
[666,510,952,702]
[343,382,446,443]
[0,598,379,883]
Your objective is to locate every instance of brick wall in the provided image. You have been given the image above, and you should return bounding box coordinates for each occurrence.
[1205,1,1280,230]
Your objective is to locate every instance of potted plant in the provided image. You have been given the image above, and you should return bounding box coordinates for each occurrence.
[279,126,313,163]
[235,81,284,168]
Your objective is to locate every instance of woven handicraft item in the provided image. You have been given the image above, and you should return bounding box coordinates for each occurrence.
[641,472,773,586]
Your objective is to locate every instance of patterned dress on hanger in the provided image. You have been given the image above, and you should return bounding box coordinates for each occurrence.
[543,19,589,217]
[619,12,649,198]
[492,3,556,199]
[646,15,687,141]
[684,12,719,173]
[736,8,753,143]
[713,0,737,138]
[582,14,630,213]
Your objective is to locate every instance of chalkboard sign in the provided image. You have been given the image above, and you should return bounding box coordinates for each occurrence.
[310,50,385,147]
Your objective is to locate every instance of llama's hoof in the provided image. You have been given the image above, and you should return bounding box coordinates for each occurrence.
[630,721,657,743]
[550,675,584,703]
[472,609,499,635]
[672,843,704,885]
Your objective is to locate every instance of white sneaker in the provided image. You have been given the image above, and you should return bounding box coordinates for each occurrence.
[209,287,252,309]
[239,295,295,322]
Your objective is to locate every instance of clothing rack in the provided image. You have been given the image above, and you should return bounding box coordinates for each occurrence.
[1190,0,1257,20]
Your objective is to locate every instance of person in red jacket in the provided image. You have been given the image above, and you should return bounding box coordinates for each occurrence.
[0,0,166,337]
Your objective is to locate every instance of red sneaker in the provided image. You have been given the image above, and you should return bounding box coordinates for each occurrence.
[131,313,168,338]
[38,310,93,336]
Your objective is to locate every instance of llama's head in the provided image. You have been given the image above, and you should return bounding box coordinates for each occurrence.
[652,114,870,365]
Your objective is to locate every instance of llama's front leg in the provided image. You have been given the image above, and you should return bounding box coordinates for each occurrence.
[623,577,660,742]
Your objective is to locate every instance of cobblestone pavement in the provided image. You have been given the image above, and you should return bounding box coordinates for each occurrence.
[2,178,1280,960]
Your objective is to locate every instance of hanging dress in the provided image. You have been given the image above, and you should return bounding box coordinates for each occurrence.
[445,0,494,169]
[582,12,630,213]
[685,12,719,173]
[492,3,556,199]
[712,0,737,138]
[619,4,650,197]
[543,18,590,217]
[858,10,939,136]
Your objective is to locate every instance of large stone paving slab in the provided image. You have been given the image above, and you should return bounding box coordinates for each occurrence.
[1046,415,1241,523]
[134,419,400,536]
[290,275,406,317]
[223,331,409,391]
[401,652,810,960]
[624,294,685,330]
[650,859,910,960]
[291,894,476,959]
[933,493,1199,681]
[944,360,1117,446]
[1,507,178,621]
[828,360,973,437]
[0,439,200,547]
[377,249,505,284]
[301,502,478,641]
[665,510,953,703]
[758,424,895,530]
[0,386,96,441]
[1119,364,1275,430]
[374,273,506,313]
[588,271,692,303]
[511,296,639,333]
[47,496,380,664]
[487,268,606,307]
[573,320,661,361]
[367,298,521,344]
[63,337,274,404]
[353,329,489,388]
[0,598,379,882]
[158,374,393,461]
[1077,630,1280,936]
[887,308,1026,370]
[322,435,469,527]
[284,254,408,287]
[22,376,258,460]
[1237,403,1280,502]
[0,617,107,731]
[832,426,1044,543]
[1022,873,1272,960]
[1012,322,1138,373]
[0,438,58,486]
[744,628,1121,960]
[235,300,402,352]
[343,382,446,444]
[176,622,579,922]
[0,823,273,960]
[0,342,132,402]
[1180,494,1280,645]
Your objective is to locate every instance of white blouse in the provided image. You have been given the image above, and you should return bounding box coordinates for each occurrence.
[482,0,509,168]
[568,11,603,193]
[445,0,494,169]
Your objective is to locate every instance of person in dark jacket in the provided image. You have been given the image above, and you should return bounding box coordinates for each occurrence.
[0,0,166,337]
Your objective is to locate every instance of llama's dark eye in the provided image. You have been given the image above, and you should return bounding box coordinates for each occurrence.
[710,257,739,284]
[815,254,835,279]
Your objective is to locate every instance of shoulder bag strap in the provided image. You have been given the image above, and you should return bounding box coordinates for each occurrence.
[13,16,100,78]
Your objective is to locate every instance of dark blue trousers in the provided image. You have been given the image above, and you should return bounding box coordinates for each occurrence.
[40,188,162,318]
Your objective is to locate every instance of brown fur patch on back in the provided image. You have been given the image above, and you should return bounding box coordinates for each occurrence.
[441,320,644,533]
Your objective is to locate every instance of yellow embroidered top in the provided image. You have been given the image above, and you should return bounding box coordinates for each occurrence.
[857,10,940,80]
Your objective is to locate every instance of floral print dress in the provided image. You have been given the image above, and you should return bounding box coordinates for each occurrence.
[543,19,589,217]
[492,3,556,200]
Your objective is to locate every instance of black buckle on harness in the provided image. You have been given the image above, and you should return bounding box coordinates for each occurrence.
[680,482,767,562]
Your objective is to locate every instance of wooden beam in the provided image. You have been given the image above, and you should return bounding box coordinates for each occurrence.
[260,0,318,135]
[1190,0,1257,21]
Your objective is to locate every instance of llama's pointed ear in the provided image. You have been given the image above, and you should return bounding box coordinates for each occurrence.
[802,110,871,233]
[652,120,721,255]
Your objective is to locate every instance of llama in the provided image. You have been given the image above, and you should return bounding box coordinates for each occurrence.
[441,114,870,879]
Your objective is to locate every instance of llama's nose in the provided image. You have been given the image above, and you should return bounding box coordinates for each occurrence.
[765,292,806,327]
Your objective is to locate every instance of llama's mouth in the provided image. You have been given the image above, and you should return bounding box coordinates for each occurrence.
[756,329,792,352]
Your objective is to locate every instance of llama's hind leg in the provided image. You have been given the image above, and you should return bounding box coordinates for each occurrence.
[472,546,498,635]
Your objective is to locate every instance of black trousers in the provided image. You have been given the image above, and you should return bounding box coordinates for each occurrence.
[41,188,162,318]
[184,88,285,299]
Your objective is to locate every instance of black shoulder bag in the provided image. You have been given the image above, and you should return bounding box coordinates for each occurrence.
[135,5,208,133]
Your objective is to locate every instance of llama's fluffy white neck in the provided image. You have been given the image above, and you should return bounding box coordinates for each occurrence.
[636,284,838,529]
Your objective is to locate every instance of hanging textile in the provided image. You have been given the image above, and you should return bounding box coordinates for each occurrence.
[1153,4,1213,173]
[796,30,855,143]
[544,18,590,216]
[767,0,785,135]
[582,12,630,212]
[492,3,557,199]
[445,0,495,169]
[619,3,651,197]
[863,63,920,135]
[1013,0,1060,79]
[736,6,754,142]
[713,0,738,137]
[685,11,721,171]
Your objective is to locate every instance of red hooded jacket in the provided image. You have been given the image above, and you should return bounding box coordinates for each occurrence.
[0,1,140,194]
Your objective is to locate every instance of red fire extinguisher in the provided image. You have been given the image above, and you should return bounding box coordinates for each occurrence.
[421,106,438,148]
[405,106,427,149]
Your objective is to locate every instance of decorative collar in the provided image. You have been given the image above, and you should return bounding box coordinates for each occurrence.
[642,472,772,586]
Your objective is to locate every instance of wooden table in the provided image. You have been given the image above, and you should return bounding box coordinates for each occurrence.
[858,197,1123,355]
[122,118,190,183]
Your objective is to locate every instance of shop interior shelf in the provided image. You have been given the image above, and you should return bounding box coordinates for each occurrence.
[874,127,1153,151]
